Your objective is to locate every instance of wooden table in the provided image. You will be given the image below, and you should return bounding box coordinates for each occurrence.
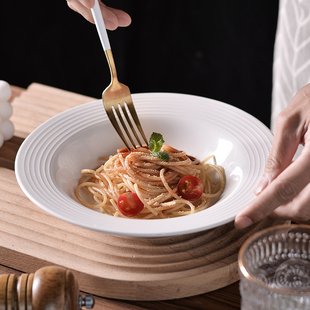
[0,83,270,309]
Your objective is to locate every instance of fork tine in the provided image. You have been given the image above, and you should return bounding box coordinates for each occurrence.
[107,99,148,151]
[107,101,147,151]
[125,98,149,147]
[114,104,138,149]
[119,103,143,148]
[105,108,132,151]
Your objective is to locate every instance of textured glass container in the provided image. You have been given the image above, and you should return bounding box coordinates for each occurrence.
[239,224,310,310]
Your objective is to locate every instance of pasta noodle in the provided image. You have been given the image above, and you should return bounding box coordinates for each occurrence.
[75,145,226,219]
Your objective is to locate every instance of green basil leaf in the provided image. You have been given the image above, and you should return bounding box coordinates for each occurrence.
[149,132,165,152]
[151,151,170,162]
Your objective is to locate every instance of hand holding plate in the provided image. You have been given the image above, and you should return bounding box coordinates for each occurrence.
[235,83,310,229]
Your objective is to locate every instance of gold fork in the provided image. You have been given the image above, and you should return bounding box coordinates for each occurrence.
[91,0,148,150]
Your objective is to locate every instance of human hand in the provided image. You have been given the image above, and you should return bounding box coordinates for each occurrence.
[66,0,131,30]
[235,83,310,229]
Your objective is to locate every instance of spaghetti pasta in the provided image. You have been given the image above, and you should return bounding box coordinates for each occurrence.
[75,145,226,219]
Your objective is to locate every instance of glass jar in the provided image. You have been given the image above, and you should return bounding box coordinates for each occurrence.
[238,224,310,310]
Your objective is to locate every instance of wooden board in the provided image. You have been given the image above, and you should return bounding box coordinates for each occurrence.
[0,83,281,301]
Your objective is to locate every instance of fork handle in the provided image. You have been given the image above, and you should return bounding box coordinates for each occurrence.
[91,0,111,51]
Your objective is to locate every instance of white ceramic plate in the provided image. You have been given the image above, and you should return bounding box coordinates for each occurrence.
[15,93,273,237]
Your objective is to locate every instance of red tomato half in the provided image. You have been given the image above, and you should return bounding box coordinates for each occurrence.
[178,176,203,201]
[117,193,144,217]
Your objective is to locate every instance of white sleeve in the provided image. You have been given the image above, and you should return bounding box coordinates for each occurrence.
[271,0,310,133]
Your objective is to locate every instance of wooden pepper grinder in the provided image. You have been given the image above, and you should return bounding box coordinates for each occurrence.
[0,266,94,309]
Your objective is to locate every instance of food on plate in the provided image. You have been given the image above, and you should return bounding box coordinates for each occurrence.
[75,133,226,219]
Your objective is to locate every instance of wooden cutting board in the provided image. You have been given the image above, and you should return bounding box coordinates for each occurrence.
[0,83,280,301]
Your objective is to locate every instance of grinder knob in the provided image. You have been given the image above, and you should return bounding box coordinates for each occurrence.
[0,266,94,310]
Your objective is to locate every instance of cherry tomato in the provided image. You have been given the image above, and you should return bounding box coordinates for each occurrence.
[117,192,144,217]
[178,176,203,201]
